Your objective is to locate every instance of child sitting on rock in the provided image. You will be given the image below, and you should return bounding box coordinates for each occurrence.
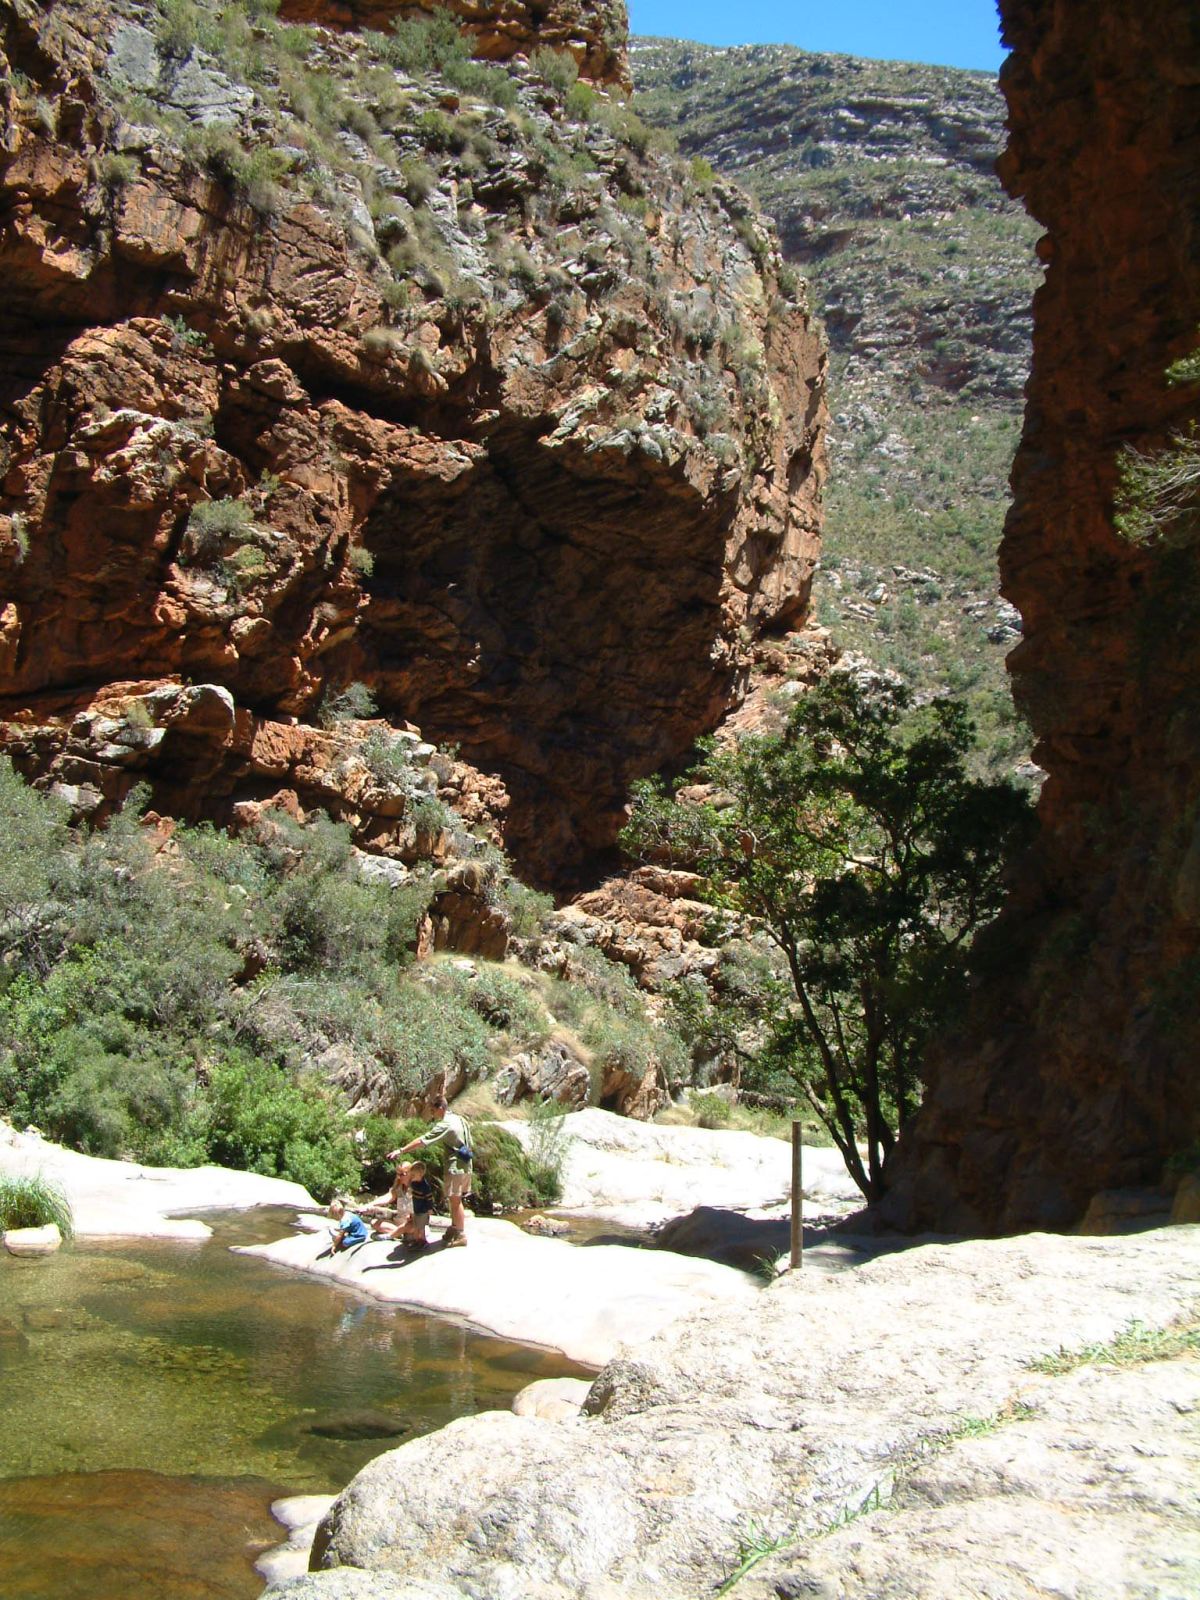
[362,1161,413,1240]
[327,1197,369,1252]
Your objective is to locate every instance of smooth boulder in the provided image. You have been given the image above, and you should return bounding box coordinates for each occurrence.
[3,1223,62,1257]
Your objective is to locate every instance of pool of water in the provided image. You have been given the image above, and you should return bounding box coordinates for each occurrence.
[0,1208,589,1600]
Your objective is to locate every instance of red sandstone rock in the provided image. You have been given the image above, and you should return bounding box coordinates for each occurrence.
[276,0,630,89]
[0,0,825,886]
[882,0,1200,1233]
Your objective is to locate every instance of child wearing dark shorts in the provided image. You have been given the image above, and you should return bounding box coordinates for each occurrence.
[407,1162,433,1249]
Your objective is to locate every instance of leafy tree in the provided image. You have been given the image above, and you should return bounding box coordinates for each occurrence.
[0,759,74,976]
[623,674,1035,1199]
[183,1050,360,1201]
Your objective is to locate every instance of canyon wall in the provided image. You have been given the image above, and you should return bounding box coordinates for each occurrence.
[276,1,631,89]
[0,0,824,884]
[883,1,1200,1231]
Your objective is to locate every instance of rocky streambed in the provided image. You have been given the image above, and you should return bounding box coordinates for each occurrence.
[6,1120,1196,1600]
[0,1114,862,1596]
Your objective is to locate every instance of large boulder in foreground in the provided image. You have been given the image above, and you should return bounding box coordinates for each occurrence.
[266,1226,1199,1600]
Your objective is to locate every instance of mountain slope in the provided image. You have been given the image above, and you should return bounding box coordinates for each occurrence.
[632,37,1043,768]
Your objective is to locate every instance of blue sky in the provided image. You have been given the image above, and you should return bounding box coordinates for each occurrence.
[627,0,1006,73]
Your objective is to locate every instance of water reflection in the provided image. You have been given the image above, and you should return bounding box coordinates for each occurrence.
[0,1208,588,1600]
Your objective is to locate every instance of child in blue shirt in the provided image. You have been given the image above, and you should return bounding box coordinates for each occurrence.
[327,1197,369,1251]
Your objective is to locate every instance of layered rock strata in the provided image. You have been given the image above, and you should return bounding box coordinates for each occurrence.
[277,0,631,90]
[0,0,825,883]
[883,2,1200,1230]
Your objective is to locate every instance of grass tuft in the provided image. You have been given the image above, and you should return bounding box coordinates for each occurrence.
[0,1173,75,1241]
[1028,1314,1200,1376]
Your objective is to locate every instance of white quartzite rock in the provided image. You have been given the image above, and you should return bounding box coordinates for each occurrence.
[502,1107,860,1227]
[266,1227,1200,1600]
[511,1377,591,1421]
[0,1122,315,1239]
[240,1215,758,1368]
[2,1223,61,1256]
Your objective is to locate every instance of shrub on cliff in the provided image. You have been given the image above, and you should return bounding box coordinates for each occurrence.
[623,674,1035,1200]
[1115,342,1200,551]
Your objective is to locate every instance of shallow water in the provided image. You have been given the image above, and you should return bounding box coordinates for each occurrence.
[0,1208,588,1600]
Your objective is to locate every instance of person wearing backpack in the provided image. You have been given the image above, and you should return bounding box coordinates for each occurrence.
[389,1095,474,1248]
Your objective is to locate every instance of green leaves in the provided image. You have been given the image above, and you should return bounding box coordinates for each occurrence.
[624,675,1035,1199]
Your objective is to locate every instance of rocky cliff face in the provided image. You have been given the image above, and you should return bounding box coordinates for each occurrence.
[633,38,1035,405]
[882,1,1200,1231]
[278,0,630,89]
[0,0,824,884]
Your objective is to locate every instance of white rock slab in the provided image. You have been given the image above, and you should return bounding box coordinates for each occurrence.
[269,1227,1200,1600]
[0,1122,315,1240]
[511,1377,591,1420]
[257,1495,337,1586]
[3,1223,62,1256]
[239,1215,759,1368]
[503,1107,861,1222]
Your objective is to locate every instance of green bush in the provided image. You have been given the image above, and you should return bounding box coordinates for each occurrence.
[374,982,493,1101]
[530,45,579,94]
[468,965,548,1038]
[0,765,465,1183]
[184,497,256,564]
[470,1122,561,1212]
[0,757,73,970]
[564,80,599,123]
[432,962,550,1045]
[186,1051,359,1201]
[385,8,470,76]
[319,681,377,727]
[499,878,554,938]
[689,1090,731,1130]
[353,1111,406,1192]
[97,152,139,192]
[0,1173,74,1240]
[360,730,414,789]
[155,0,207,59]
[44,1034,193,1160]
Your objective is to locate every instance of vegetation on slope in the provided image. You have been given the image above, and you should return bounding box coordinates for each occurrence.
[632,37,1043,771]
[0,757,690,1197]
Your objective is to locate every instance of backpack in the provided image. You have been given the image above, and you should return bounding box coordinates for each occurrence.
[450,1113,473,1163]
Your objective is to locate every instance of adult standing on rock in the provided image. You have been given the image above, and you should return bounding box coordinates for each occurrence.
[389,1097,473,1248]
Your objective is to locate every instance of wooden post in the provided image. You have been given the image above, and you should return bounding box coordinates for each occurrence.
[790,1119,802,1270]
